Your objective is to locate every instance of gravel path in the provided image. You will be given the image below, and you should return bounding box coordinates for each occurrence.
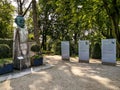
[0,55,120,90]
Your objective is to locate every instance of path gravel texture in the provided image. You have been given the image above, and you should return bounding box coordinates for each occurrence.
[0,55,120,90]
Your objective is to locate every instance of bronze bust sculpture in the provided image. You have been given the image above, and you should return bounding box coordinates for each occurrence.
[15,15,25,28]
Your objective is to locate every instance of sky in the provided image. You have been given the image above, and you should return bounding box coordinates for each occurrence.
[11,0,38,7]
[11,0,38,17]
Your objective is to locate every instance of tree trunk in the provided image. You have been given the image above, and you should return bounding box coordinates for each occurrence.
[111,15,120,57]
[41,28,47,50]
[32,0,40,45]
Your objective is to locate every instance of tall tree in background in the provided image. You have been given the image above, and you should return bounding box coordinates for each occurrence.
[32,0,40,45]
[79,0,120,57]
[38,0,57,50]
[102,0,120,42]
[0,0,14,38]
[102,0,120,57]
[25,0,120,56]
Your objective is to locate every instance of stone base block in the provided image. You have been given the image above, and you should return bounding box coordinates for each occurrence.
[102,62,116,66]
[79,60,89,63]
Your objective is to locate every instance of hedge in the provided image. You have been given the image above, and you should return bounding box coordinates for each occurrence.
[0,38,13,57]
[0,44,11,58]
[0,38,13,49]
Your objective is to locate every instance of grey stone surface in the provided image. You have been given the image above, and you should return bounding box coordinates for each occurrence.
[0,64,54,82]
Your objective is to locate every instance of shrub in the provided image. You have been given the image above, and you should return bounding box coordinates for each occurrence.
[31,44,41,53]
[0,38,13,48]
[0,38,13,57]
[92,43,101,59]
[0,44,11,58]
[28,34,34,41]
[53,41,61,55]
[30,44,42,64]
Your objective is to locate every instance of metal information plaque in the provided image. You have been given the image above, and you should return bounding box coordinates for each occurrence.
[102,39,116,65]
[78,40,89,63]
[61,41,70,60]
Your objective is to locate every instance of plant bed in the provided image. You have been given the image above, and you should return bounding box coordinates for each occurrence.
[0,63,13,75]
[31,56,43,66]
[0,58,13,75]
[30,44,43,66]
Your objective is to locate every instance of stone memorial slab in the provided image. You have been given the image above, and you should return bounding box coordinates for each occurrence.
[61,41,70,61]
[78,40,89,63]
[102,39,116,65]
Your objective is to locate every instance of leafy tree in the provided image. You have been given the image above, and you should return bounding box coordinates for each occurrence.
[38,0,57,50]
[0,0,14,38]
[102,0,120,57]
[25,0,120,56]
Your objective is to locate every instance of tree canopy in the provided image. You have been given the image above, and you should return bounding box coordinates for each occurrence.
[0,0,120,56]
[0,0,14,38]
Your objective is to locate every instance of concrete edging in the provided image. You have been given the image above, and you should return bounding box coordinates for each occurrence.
[0,64,54,82]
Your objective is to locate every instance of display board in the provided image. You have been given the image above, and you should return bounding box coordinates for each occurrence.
[78,40,89,63]
[61,41,70,60]
[102,39,116,65]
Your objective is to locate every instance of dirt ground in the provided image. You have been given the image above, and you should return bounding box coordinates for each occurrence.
[0,55,120,90]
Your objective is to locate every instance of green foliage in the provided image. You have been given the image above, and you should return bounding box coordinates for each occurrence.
[28,33,34,41]
[42,50,54,55]
[0,58,12,66]
[117,58,120,61]
[30,44,42,62]
[0,44,11,58]
[0,38,13,49]
[37,0,105,54]
[0,0,15,38]
[25,0,120,55]
[0,38,13,57]
[31,44,41,53]
[92,43,101,59]
[52,41,61,55]
[31,54,42,60]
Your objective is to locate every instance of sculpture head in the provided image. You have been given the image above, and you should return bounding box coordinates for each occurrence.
[15,15,25,28]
